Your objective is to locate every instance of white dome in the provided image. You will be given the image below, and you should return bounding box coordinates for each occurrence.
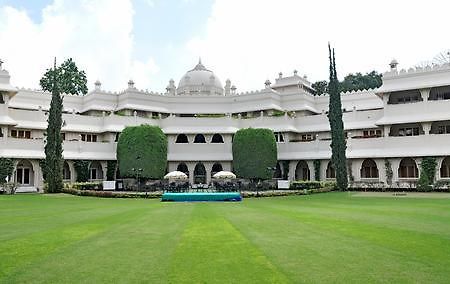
[177,60,223,95]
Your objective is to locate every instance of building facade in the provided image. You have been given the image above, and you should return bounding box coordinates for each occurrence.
[1,58,450,192]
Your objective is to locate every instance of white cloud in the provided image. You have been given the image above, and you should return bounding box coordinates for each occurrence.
[0,0,159,91]
[186,0,450,91]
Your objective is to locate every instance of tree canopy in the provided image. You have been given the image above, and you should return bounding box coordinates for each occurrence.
[117,125,168,179]
[232,128,277,180]
[40,58,88,96]
[313,70,382,95]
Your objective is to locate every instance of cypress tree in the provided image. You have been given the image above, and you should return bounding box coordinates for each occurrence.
[44,58,64,193]
[327,44,348,190]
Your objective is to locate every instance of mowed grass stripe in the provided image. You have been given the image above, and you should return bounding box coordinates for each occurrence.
[168,203,290,283]
[217,196,450,283]
[4,203,194,284]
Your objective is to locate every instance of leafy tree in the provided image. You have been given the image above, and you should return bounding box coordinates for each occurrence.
[312,80,328,96]
[106,160,117,181]
[340,71,382,92]
[44,59,64,193]
[312,70,382,95]
[327,45,348,191]
[0,158,14,186]
[40,58,88,95]
[232,128,277,180]
[117,125,167,179]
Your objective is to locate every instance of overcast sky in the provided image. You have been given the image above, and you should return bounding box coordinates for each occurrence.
[1,0,449,93]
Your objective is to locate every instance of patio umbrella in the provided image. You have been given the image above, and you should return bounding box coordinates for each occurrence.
[213,171,236,179]
[164,171,188,180]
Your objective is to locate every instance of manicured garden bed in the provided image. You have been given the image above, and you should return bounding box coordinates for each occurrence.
[1,192,450,283]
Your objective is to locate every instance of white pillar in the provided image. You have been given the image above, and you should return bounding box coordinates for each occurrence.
[420,88,430,102]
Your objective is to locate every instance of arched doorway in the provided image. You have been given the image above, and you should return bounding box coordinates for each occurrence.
[194,163,206,184]
[295,161,310,181]
[176,134,189,143]
[273,162,282,179]
[398,158,418,178]
[211,134,224,143]
[194,134,206,143]
[63,161,71,181]
[360,159,379,179]
[440,157,450,178]
[15,160,34,186]
[177,163,189,177]
[211,163,223,177]
[326,161,336,179]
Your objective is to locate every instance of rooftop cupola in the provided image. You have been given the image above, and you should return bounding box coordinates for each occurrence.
[94,80,102,91]
[389,59,399,71]
[177,59,224,96]
[0,59,18,100]
[128,79,135,89]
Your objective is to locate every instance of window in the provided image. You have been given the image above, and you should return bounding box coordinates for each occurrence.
[90,168,97,180]
[361,159,379,178]
[81,134,97,142]
[398,127,419,136]
[274,132,285,143]
[0,94,4,104]
[438,125,450,134]
[326,162,336,179]
[211,134,224,143]
[398,158,418,178]
[11,129,31,139]
[363,129,382,138]
[193,134,206,143]
[301,134,314,141]
[61,133,66,141]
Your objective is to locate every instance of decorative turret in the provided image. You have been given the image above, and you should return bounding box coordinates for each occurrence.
[0,59,18,100]
[264,79,271,89]
[128,79,135,89]
[94,80,102,91]
[231,85,237,95]
[166,79,176,95]
[389,59,399,71]
[225,79,231,95]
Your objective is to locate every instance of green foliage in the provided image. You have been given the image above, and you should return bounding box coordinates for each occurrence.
[313,160,321,181]
[312,80,328,96]
[44,59,64,193]
[74,160,90,182]
[417,157,437,192]
[66,182,103,191]
[106,160,117,181]
[117,125,168,179]
[327,45,348,191]
[384,159,393,185]
[40,58,88,95]
[340,71,382,93]
[232,128,277,180]
[312,71,382,96]
[290,180,322,190]
[270,110,285,117]
[0,158,14,185]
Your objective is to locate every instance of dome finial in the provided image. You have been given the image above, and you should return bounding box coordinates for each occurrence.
[199,57,202,65]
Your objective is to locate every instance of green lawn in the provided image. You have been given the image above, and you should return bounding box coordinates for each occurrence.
[1,192,450,283]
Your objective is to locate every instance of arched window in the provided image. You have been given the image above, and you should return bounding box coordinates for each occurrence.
[177,163,189,177]
[194,163,206,184]
[15,160,34,185]
[295,160,310,181]
[360,159,379,179]
[211,163,223,176]
[176,134,189,143]
[273,162,282,179]
[211,134,224,143]
[89,161,103,180]
[398,158,418,178]
[194,134,206,143]
[63,161,71,180]
[326,161,335,179]
[440,157,450,178]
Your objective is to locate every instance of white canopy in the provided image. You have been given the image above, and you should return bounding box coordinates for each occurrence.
[164,171,188,180]
[213,171,236,179]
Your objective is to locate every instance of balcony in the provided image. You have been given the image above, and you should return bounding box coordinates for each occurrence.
[168,142,232,161]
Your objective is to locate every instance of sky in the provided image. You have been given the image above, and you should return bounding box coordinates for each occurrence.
[1,0,450,93]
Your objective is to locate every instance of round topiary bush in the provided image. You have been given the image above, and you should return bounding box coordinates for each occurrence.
[232,128,277,180]
[117,125,167,179]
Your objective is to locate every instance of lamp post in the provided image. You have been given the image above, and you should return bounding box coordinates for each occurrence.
[131,167,143,192]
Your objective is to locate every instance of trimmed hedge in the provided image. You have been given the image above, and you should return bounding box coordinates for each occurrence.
[61,187,162,198]
[232,128,277,180]
[117,125,167,179]
[74,160,90,182]
[66,182,103,191]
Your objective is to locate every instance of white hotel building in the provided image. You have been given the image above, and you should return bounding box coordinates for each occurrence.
[1,59,450,192]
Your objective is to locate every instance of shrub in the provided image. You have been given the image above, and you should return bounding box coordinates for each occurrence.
[106,160,117,181]
[0,158,14,186]
[290,181,322,190]
[313,160,321,181]
[74,160,90,182]
[60,187,162,198]
[232,128,277,180]
[67,182,103,191]
[117,125,167,179]
[417,157,436,192]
